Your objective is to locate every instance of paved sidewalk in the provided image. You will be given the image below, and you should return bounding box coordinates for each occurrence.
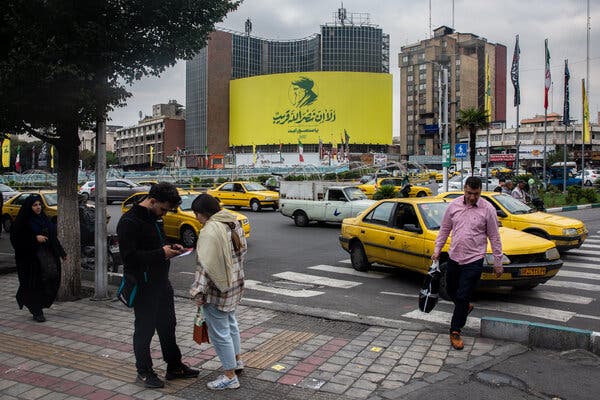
[0,271,531,400]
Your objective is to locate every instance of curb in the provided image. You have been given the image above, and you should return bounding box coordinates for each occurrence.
[480,316,600,356]
[545,202,600,213]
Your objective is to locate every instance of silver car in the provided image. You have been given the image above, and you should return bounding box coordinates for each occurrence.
[0,183,19,202]
[105,179,150,204]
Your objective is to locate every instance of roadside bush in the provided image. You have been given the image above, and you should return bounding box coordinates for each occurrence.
[216,177,228,184]
[190,176,200,189]
[373,185,396,200]
[564,185,597,205]
[580,188,598,204]
[201,178,214,187]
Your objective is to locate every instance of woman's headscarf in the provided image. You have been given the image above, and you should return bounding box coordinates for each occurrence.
[14,194,54,236]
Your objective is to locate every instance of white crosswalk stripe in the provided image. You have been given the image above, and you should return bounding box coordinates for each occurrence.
[473,301,576,322]
[308,264,390,279]
[516,290,594,305]
[557,269,600,280]
[543,279,600,292]
[562,255,600,264]
[245,279,324,298]
[581,243,600,249]
[561,262,600,271]
[273,271,361,288]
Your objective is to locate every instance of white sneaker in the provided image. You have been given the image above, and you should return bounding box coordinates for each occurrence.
[235,359,244,374]
[207,374,240,390]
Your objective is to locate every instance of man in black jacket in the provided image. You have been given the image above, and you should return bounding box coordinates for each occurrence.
[117,182,199,388]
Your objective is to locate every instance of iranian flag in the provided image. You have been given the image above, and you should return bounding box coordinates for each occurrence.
[298,140,304,162]
[15,145,21,172]
[544,39,551,110]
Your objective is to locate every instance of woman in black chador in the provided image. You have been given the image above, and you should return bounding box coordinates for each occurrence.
[10,194,66,322]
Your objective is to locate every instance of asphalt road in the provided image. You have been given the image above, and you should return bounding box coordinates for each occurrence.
[104,204,600,333]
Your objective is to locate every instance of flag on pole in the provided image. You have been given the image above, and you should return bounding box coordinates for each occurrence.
[563,60,570,126]
[298,140,304,162]
[15,145,21,172]
[510,34,521,107]
[484,54,492,122]
[544,39,551,110]
[583,79,590,143]
[149,145,154,166]
[1,137,10,168]
[50,145,54,169]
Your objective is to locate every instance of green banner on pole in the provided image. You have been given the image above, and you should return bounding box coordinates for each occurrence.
[442,143,451,167]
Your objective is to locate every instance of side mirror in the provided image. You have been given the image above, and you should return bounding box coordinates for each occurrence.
[403,224,423,234]
[496,209,507,218]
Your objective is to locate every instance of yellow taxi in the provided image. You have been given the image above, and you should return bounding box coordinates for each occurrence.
[357,177,432,199]
[121,190,250,248]
[437,191,587,252]
[2,190,58,232]
[339,197,563,297]
[207,181,279,212]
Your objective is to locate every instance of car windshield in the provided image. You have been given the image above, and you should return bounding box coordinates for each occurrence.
[43,193,58,206]
[344,187,368,200]
[493,193,533,214]
[244,182,268,191]
[179,195,194,211]
[0,183,13,191]
[417,202,449,230]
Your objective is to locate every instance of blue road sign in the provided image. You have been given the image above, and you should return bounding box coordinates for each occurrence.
[455,143,468,159]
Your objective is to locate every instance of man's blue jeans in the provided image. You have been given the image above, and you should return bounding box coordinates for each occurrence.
[203,303,241,371]
[446,258,483,333]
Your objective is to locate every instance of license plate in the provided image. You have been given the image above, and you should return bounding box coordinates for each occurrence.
[520,267,546,276]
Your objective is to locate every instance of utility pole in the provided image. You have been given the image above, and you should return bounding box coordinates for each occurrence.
[443,67,449,192]
[93,116,108,300]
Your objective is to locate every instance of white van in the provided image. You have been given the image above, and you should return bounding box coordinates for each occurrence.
[551,162,577,175]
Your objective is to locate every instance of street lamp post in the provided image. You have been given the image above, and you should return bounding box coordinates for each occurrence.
[245,18,252,78]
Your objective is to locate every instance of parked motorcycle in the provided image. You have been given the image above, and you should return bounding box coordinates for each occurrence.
[79,196,121,272]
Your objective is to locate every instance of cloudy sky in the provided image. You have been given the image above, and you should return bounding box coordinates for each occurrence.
[108,0,599,136]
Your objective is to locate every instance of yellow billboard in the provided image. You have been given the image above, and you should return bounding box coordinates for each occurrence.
[230,71,392,146]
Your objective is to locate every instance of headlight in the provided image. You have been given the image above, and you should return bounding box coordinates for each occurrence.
[545,248,560,260]
[264,196,272,200]
[484,254,511,265]
[563,228,578,236]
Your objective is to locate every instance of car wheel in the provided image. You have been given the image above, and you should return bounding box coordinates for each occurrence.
[585,180,592,186]
[438,262,450,301]
[2,217,12,233]
[293,210,309,227]
[416,191,427,197]
[350,242,370,271]
[180,226,198,248]
[250,199,262,212]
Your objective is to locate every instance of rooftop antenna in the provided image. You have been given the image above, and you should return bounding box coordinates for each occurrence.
[429,0,432,38]
[138,110,142,120]
[338,3,346,25]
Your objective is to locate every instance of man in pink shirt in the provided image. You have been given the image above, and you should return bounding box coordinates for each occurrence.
[432,176,503,350]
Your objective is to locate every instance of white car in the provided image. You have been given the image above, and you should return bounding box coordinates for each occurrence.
[441,175,499,192]
[578,169,599,186]
[78,181,95,201]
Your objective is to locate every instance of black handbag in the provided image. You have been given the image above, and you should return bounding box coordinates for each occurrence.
[117,272,146,307]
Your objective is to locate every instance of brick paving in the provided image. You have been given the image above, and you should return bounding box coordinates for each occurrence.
[0,274,517,399]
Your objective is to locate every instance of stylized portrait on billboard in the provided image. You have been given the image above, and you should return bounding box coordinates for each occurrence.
[290,76,318,107]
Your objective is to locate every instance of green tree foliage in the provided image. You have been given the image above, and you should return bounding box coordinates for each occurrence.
[0,0,240,299]
[456,108,490,175]
[373,185,396,200]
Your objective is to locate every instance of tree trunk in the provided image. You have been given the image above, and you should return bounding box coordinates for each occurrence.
[469,128,476,176]
[55,123,82,301]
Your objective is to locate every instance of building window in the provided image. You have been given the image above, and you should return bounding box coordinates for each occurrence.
[402,55,409,63]
[419,53,425,61]
[408,65,414,72]
[419,83,427,90]
[419,64,426,71]
[455,59,461,65]
[407,75,413,82]
[419,73,426,80]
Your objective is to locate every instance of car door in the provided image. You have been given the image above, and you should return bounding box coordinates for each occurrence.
[215,183,235,204]
[323,189,352,222]
[388,203,424,270]
[235,183,248,207]
[359,201,396,264]
[106,180,118,201]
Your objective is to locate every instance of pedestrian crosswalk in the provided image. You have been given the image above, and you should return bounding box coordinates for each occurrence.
[240,233,600,330]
